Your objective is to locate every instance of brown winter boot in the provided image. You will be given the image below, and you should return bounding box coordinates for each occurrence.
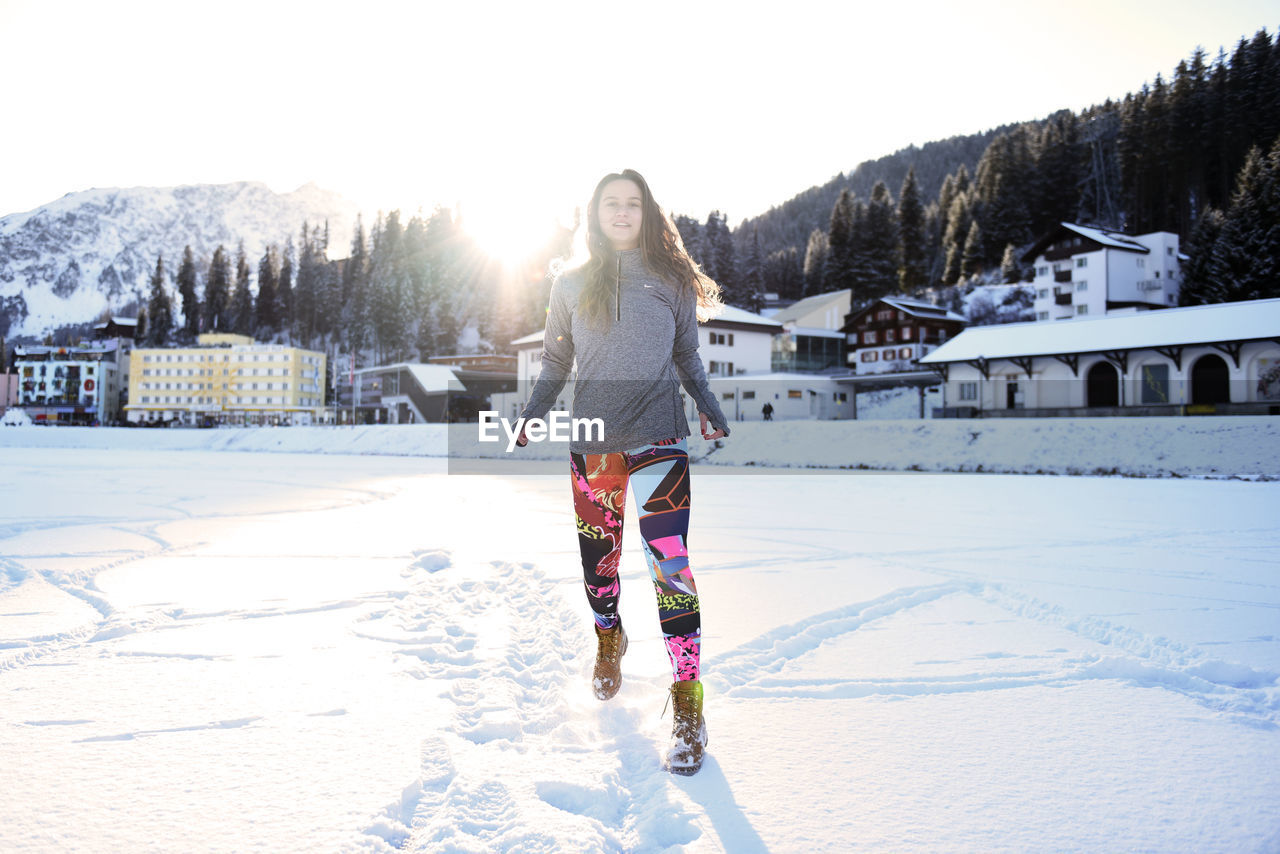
[665,679,708,775]
[592,622,628,700]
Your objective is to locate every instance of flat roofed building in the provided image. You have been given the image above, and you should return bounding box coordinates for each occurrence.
[126,333,327,426]
[13,340,124,424]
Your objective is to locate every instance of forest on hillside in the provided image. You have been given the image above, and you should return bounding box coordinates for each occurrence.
[675,27,1280,313]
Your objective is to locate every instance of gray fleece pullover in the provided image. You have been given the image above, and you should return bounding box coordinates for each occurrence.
[518,248,731,453]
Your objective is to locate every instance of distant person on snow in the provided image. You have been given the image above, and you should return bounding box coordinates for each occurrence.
[762,401,773,421]
[515,169,730,775]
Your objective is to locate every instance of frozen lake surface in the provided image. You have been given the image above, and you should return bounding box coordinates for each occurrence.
[2,444,1278,851]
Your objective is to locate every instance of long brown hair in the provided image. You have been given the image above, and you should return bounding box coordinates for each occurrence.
[576,169,723,328]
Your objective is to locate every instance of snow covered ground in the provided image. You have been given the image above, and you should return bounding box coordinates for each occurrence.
[3,414,1278,478]
[2,431,1279,851]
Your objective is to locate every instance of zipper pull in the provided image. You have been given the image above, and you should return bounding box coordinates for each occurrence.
[616,255,621,321]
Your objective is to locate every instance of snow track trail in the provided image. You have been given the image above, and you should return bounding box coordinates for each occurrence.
[360,552,711,853]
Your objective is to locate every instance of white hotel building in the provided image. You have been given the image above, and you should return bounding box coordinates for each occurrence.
[1024,223,1182,321]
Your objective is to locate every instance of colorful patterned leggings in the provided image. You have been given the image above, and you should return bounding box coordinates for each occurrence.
[570,436,700,682]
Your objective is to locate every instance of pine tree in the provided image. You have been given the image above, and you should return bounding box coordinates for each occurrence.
[1178,207,1226,305]
[824,189,856,294]
[257,246,279,331]
[962,221,984,277]
[802,228,829,297]
[941,193,973,285]
[278,238,295,338]
[231,243,255,337]
[854,181,899,301]
[177,246,199,339]
[204,246,231,333]
[897,167,927,293]
[1208,142,1280,302]
[146,254,173,345]
[999,244,1023,283]
[740,227,765,312]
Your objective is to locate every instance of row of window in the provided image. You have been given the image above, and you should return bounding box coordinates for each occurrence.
[140,367,296,377]
[138,396,322,406]
[142,352,311,363]
[708,332,735,346]
[861,347,914,363]
[139,381,294,391]
[862,328,923,345]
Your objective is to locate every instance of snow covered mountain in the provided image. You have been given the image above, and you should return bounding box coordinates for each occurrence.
[0,181,362,338]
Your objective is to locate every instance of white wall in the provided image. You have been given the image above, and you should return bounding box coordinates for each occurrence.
[700,325,772,375]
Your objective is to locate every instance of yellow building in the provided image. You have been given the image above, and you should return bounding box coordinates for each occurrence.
[125,333,328,426]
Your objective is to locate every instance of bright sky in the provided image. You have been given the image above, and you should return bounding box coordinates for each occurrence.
[1,0,1275,257]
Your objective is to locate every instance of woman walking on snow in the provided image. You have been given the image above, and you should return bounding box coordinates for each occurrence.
[516,169,731,775]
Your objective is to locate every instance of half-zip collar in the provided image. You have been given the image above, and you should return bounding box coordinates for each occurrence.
[615,249,644,322]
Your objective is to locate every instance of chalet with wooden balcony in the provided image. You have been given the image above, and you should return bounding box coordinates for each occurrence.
[1023,223,1183,322]
[840,297,967,374]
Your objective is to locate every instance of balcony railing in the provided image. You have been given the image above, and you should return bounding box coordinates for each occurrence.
[1054,270,1073,283]
[1137,280,1164,292]
[1054,292,1073,305]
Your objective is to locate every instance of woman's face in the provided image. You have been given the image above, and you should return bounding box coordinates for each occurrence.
[596,179,643,251]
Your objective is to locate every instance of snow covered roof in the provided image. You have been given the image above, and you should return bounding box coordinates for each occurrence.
[406,364,466,393]
[707,305,784,328]
[93,316,138,329]
[355,362,466,393]
[881,297,967,323]
[510,330,544,348]
[707,371,846,383]
[1022,222,1148,262]
[769,289,850,324]
[920,298,1280,363]
[783,325,846,339]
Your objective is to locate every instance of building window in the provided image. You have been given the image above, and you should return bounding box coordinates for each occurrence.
[863,331,877,345]
[1140,364,1170,404]
[722,392,734,400]
[882,349,896,360]
[861,351,879,362]
[959,382,978,401]
[899,347,912,359]
[885,329,896,343]
[1076,257,1088,268]
[1154,270,1161,279]
[742,390,755,399]
[901,327,913,340]
[1167,247,1174,256]
[1137,258,1145,268]
[1077,305,1089,315]
[787,390,802,399]
[1037,289,1048,299]
[1037,266,1048,276]
[1037,311,1049,321]
[1076,281,1088,291]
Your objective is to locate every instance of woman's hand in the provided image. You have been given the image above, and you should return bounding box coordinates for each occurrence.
[699,412,726,440]
[515,427,528,447]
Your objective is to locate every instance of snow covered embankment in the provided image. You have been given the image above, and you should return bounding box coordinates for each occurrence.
[1,416,1276,478]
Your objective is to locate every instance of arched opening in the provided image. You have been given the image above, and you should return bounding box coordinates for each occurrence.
[1191,354,1230,404]
[1086,361,1119,407]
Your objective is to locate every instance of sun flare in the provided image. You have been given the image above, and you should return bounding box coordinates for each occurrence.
[459,201,567,269]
